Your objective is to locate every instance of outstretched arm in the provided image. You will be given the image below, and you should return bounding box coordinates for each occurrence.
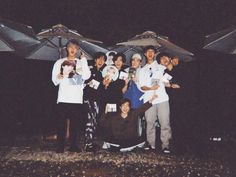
[135,95,158,116]
[52,60,63,86]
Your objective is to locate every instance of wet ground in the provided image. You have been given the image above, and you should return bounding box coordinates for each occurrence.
[0,135,235,177]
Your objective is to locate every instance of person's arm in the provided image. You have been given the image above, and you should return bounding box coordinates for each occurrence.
[139,68,159,91]
[165,82,181,89]
[141,85,159,91]
[77,57,91,81]
[122,79,129,94]
[135,95,158,115]
[52,60,63,86]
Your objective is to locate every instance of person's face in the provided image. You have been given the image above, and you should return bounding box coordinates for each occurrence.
[106,67,116,80]
[62,65,74,76]
[145,49,156,63]
[120,102,130,115]
[95,56,105,69]
[131,58,141,69]
[108,55,114,61]
[67,43,79,58]
[171,57,179,66]
[160,56,171,67]
[114,56,124,70]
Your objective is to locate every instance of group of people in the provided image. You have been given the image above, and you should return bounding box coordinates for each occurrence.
[52,39,180,154]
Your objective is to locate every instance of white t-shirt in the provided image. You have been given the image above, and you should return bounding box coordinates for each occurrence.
[52,57,91,104]
[139,60,169,104]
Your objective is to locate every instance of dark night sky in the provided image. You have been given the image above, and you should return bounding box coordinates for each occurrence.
[0,0,235,48]
[0,0,236,139]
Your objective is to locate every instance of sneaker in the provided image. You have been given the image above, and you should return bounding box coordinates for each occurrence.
[68,146,82,153]
[162,148,171,154]
[143,142,155,151]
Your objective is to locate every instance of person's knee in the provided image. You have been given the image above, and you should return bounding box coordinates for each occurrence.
[146,118,156,126]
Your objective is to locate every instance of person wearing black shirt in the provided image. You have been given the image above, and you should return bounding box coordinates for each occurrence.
[101,53,128,111]
[100,95,157,152]
[84,52,107,152]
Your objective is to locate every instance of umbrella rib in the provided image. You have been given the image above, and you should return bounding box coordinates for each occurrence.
[204,29,236,48]
[44,38,60,49]
[0,36,14,50]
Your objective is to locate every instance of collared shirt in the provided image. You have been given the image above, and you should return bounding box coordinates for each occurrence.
[52,57,91,104]
[139,60,169,104]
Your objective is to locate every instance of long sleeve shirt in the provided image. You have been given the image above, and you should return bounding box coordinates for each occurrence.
[84,65,106,101]
[100,102,152,141]
[52,57,91,104]
[139,61,169,104]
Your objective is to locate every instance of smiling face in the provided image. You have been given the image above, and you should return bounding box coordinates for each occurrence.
[160,56,171,66]
[106,67,117,80]
[95,56,105,70]
[62,65,74,77]
[145,49,156,64]
[131,58,141,69]
[114,56,124,70]
[67,43,79,59]
[171,57,179,66]
[120,101,130,115]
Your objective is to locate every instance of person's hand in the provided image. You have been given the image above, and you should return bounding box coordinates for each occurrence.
[88,80,93,87]
[131,76,137,82]
[149,94,158,103]
[103,76,111,88]
[124,78,129,85]
[151,85,159,90]
[80,52,85,59]
[57,74,64,79]
[171,83,181,89]
[105,104,109,114]
[167,63,173,71]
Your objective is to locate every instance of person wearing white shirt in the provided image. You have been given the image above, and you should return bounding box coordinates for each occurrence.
[139,46,172,153]
[52,39,91,153]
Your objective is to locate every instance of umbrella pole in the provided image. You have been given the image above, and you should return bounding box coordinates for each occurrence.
[59,37,62,58]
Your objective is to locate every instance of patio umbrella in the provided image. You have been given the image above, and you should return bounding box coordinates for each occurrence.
[110,45,146,66]
[0,18,40,54]
[117,31,194,62]
[203,26,236,54]
[26,24,108,61]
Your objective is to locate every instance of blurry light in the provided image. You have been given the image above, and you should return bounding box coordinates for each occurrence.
[210,137,222,141]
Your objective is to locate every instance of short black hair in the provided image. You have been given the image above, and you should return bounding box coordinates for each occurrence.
[66,39,79,48]
[112,53,126,63]
[108,51,116,57]
[156,52,171,62]
[119,98,131,108]
[143,45,157,53]
[94,52,107,62]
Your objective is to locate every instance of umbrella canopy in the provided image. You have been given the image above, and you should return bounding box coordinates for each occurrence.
[110,45,146,66]
[117,31,194,62]
[26,24,108,61]
[203,26,236,54]
[0,18,40,54]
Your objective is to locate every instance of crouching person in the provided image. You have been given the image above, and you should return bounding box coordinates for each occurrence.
[99,95,157,152]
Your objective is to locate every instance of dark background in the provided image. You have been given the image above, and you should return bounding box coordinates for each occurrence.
[0,0,235,150]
